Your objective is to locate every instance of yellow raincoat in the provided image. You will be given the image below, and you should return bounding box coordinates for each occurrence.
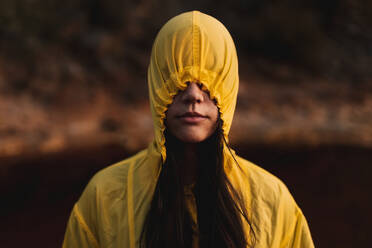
[63,11,314,248]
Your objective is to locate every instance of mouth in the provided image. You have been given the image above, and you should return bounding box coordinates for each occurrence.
[177,112,208,124]
[178,112,206,118]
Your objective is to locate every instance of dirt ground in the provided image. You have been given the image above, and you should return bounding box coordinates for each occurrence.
[0,143,371,247]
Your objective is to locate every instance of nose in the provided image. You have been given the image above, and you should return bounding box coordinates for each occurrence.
[180,82,204,104]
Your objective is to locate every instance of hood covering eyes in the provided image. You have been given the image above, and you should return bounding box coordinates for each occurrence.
[148,10,239,161]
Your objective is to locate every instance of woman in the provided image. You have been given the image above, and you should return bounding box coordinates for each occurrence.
[63,11,314,248]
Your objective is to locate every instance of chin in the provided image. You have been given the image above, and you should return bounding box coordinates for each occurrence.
[176,132,207,143]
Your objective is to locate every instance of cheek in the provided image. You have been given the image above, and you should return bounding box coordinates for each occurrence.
[205,104,219,134]
[165,101,178,123]
[209,103,219,123]
[164,105,181,135]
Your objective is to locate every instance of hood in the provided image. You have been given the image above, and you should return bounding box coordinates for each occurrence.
[147,10,239,161]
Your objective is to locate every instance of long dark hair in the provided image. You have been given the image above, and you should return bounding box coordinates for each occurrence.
[140,119,256,248]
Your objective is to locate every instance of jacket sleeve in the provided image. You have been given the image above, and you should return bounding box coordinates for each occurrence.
[62,174,102,248]
[62,204,100,248]
[285,208,314,248]
[278,186,315,248]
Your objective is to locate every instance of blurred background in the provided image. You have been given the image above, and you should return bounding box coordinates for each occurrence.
[1,0,371,247]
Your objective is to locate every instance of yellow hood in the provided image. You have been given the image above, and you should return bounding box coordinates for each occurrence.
[148,10,239,161]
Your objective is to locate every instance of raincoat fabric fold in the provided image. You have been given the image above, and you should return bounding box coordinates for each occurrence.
[63,10,314,248]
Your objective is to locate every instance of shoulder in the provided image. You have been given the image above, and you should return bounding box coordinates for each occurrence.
[78,148,150,205]
[227,153,299,217]
[68,147,160,245]
[92,149,148,184]
[231,155,314,247]
[230,154,294,204]
[72,148,151,235]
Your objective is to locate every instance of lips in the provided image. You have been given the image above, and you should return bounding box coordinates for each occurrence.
[177,112,207,124]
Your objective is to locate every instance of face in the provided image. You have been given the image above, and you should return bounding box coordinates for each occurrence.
[165,82,219,143]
